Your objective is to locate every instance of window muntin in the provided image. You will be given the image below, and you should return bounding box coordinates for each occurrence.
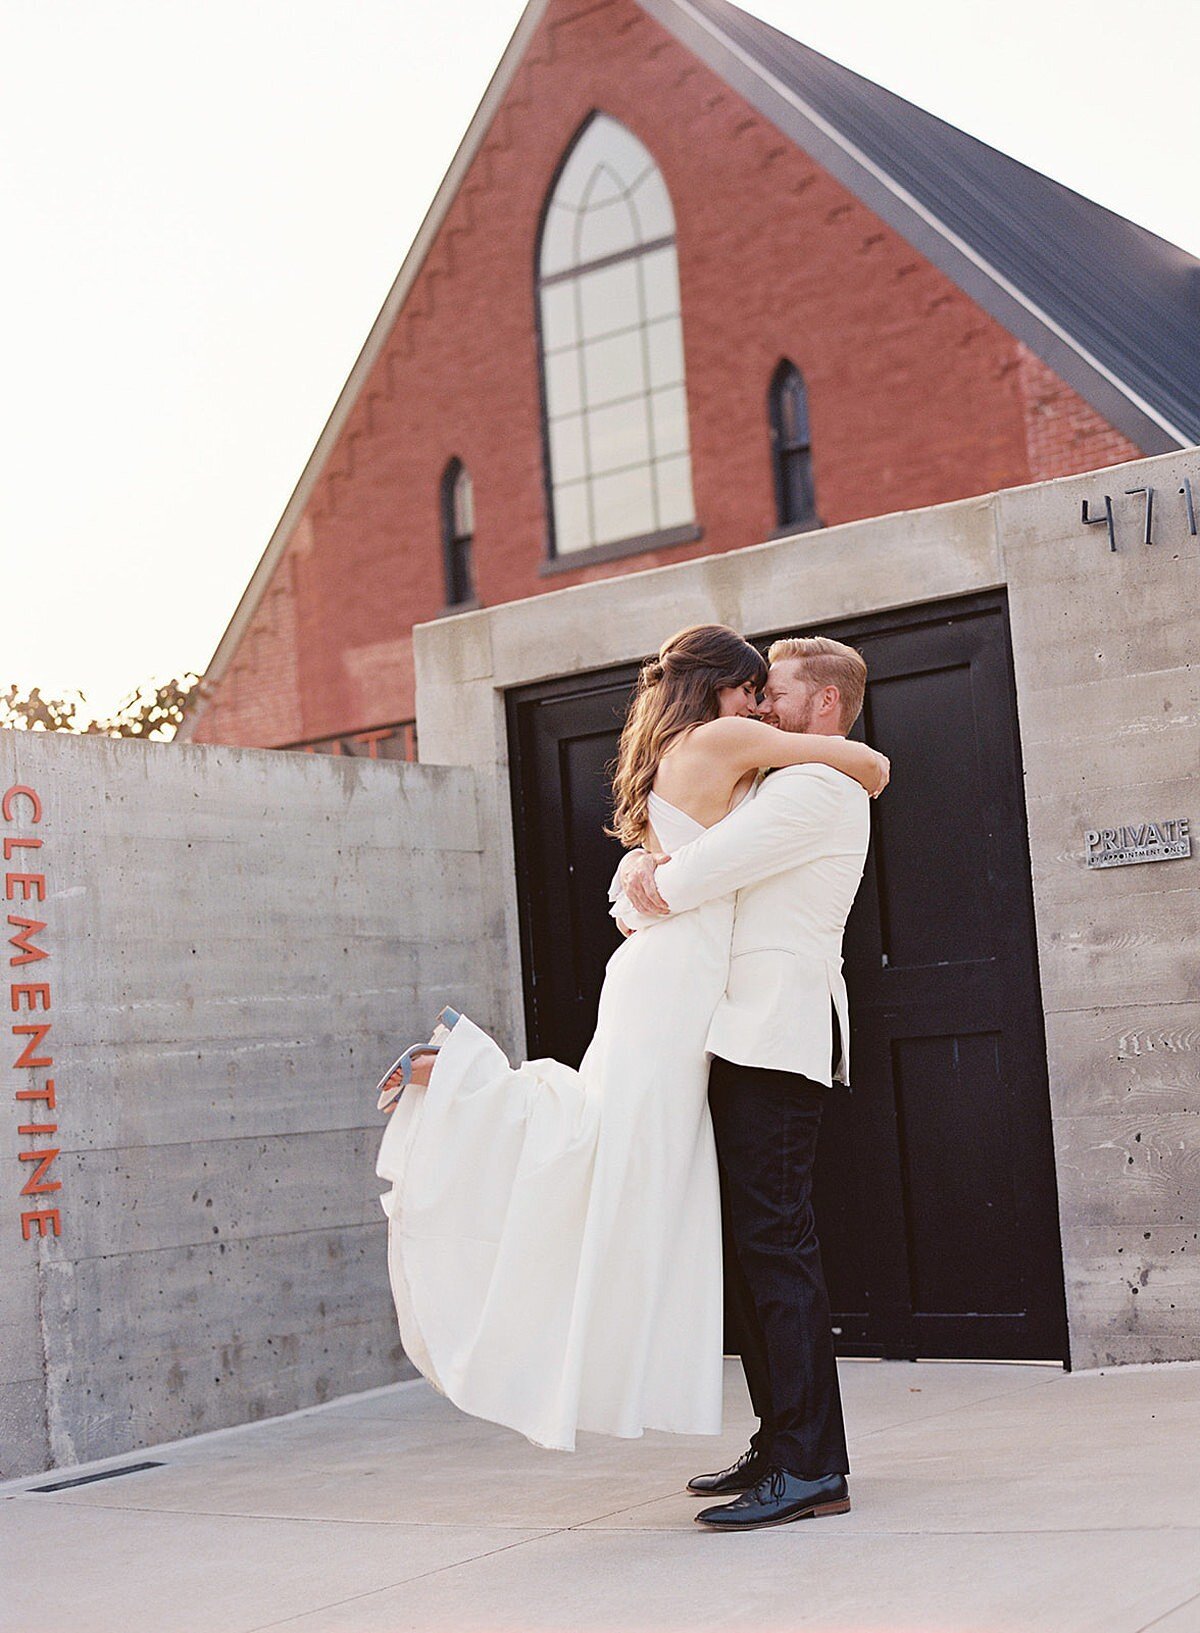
[538,115,695,556]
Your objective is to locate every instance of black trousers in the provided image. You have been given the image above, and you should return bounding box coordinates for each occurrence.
[708,1005,849,1476]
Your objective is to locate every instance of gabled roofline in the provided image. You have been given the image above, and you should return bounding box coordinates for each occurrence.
[180,0,1187,740]
[178,0,553,740]
[643,0,1189,456]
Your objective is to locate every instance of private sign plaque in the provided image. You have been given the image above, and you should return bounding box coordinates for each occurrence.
[1085,819,1191,869]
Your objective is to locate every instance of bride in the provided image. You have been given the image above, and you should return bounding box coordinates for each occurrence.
[374,624,888,1451]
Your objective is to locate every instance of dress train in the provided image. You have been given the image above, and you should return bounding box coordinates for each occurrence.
[375,791,741,1451]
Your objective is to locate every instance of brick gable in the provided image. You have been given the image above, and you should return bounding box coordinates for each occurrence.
[192,0,1139,748]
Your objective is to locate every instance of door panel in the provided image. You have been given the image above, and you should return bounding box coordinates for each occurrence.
[890,1030,1023,1315]
[831,597,1066,1360]
[506,592,1068,1363]
[508,678,637,1069]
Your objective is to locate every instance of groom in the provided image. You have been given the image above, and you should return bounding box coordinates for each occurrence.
[617,635,873,1531]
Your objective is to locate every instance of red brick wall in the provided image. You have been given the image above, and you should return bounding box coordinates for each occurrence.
[192,0,1144,749]
[201,549,304,747]
[1015,344,1141,481]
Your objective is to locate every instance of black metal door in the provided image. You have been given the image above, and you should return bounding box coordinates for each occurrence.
[506,591,1069,1363]
[508,670,640,1070]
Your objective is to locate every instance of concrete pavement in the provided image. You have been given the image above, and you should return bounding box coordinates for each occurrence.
[3,1355,1199,1632]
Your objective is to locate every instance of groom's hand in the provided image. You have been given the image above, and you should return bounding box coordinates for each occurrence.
[624,851,671,916]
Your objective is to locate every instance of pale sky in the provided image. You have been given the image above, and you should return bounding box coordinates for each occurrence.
[4,0,1198,719]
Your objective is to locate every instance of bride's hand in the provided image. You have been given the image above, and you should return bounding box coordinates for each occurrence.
[868,750,890,798]
[624,850,672,916]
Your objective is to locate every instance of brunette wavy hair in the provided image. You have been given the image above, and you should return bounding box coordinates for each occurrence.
[607,624,768,846]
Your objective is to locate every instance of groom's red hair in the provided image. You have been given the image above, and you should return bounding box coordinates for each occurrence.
[767,636,867,732]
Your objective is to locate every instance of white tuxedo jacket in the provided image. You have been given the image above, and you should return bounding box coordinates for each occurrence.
[616,764,871,1086]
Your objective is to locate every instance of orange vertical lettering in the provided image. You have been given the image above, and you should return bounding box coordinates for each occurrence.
[1,786,42,823]
[7,916,48,965]
[15,1078,56,1108]
[19,1149,60,1195]
[3,837,42,860]
[12,1024,52,1068]
[11,983,51,1011]
[5,873,46,902]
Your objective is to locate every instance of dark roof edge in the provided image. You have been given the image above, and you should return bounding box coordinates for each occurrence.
[645,0,1187,456]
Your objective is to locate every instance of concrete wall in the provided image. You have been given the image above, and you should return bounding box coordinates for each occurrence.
[0,731,505,1479]
[998,466,1200,1366]
[3,448,1194,1481]
[415,444,1200,1370]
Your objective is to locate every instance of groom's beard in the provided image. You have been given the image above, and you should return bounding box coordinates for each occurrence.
[770,698,819,734]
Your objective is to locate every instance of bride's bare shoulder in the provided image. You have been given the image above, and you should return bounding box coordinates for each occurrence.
[686,716,767,756]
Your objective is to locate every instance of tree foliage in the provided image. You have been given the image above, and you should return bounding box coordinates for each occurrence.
[0,686,84,733]
[1,674,201,741]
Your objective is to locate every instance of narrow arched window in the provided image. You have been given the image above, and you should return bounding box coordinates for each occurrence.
[769,361,817,530]
[537,114,695,559]
[441,459,476,607]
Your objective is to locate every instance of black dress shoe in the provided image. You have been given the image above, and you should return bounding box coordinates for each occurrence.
[695,1468,851,1530]
[686,1445,770,1495]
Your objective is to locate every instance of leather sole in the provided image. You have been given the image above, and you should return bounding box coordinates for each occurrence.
[695,1496,851,1530]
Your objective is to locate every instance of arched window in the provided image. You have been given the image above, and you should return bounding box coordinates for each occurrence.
[769,361,818,530]
[537,114,695,559]
[441,459,476,607]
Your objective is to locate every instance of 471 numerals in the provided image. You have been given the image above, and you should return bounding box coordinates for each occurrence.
[1081,478,1197,551]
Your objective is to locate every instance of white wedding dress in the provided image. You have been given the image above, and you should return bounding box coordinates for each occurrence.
[375,788,748,1451]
